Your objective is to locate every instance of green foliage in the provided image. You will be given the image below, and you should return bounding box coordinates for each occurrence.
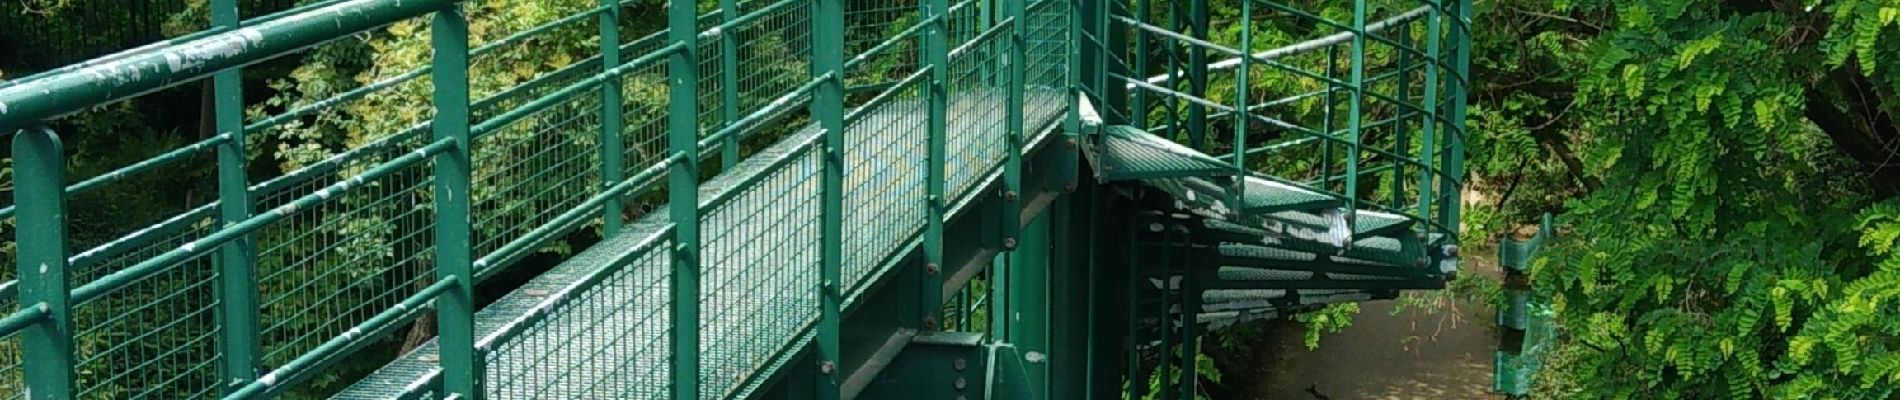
[1474,0,1900,397]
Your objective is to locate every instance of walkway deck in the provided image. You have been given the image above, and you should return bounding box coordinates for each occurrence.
[336,89,1066,399]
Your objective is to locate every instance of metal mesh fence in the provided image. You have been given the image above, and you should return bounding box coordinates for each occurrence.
[697,139,824,397]
[843,81,928,290]
[480,234,674,399]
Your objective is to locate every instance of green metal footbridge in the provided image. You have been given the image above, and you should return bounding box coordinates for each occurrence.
[0,0,1470,397]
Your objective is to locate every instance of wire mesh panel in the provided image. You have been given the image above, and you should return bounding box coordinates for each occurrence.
[253,131,437,386]
[69,212,222,399]
[843,81,928,290]
[1023,0,1070,136]
[480,233,674,399]
[844,0,921,86]
[735,0,815,118]
[945,34,1008,200]
[697,138,824,397]
[470,86,606,264]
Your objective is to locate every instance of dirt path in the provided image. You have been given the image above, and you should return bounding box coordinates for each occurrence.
[1238,250,1503,400]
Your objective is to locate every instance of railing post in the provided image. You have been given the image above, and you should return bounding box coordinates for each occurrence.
[15,126,74,400]
[1185,0,1207,149]
[211,0,262,393]
[1056,0,1079,191]
[1344,0,1368,226]
[1391,27,1412,210]
[1442,0,1471,234]
[667,0,704,394]
[1228,0,1249,220]
[1416,1,1443,231]
[921,0,950,331]
[600,0,627,236]
[1130,0,1149,129]
[719,0,742,169]
[430,4,479,398]
[814,0,845,393]
[1001,0,1025,249]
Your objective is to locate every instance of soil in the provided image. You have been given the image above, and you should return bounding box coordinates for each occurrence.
[1221,246,1504,400]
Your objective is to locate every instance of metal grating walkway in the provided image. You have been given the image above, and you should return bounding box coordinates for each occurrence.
[336,89,1067,399]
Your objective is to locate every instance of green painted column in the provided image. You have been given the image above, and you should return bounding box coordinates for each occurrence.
[719,0,742,169]
[1185,0,1208,150]
[1416,2,1442,227]
[813,0,845,394]
[430,4,479,398]
[1131,0,1149,129]
[15,126,74,400]
[921,0,950,331]
[1442,0,1471,233]
[599,0,627,235]
[1228,0,1250,213]
[1344,0,1368,221]
[668,0,704,393]
[1001,0,1025,251]
[211,0,261,393]
[1391,28,1412,210]
[1056,0,1080,193]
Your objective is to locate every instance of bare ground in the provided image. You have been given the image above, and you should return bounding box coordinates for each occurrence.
[1228,246,1503,400]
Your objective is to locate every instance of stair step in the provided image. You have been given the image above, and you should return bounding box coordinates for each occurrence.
[1097,125,1234,181]
[1200,219,1420,267]
[1241,176,1341,213]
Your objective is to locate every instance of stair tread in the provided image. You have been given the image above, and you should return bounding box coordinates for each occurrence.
[1097,125,1234,180]
[1241,176,1341,213]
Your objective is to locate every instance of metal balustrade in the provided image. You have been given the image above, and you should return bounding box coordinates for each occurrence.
[0,0,1468,398]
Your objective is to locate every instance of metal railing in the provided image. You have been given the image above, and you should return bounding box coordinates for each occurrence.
[0,0,1064,397]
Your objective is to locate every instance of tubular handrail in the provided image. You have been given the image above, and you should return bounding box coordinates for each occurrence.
[0,303,48,338]
[0,0,362,89]
[0,0,466,133]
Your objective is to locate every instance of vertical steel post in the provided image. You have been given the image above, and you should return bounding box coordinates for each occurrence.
[1056,0,1079,191]
[1130,0,1149,128]
[1320,46,1337,189]
[1344,0,1368,226]
[814,0,845,394]
[1391,28,1412,210]
[668,0,705,393]
[1443,0,1471,233]
[1416,1,1443,229]
[431,4,479,398]
[15,126,73,400]
[211,0,260,393]
[720,0,742,169]
[1228,0,1248,222]
[1185,0,1207,150]
[1001,0,1024,248]
[922,0,951,330]
[600,0,627,235]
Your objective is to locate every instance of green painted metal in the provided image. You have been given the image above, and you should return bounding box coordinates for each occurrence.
[669,0,705,395]
[0,0,464,133]
[719,0,742,169]
[599,0,627,236]
[15,126,74,400]
[814,0,846,396]
[922,0,951,332]
[211,0,262,394]
[0,0,1474,398]
[430,4,479,398]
